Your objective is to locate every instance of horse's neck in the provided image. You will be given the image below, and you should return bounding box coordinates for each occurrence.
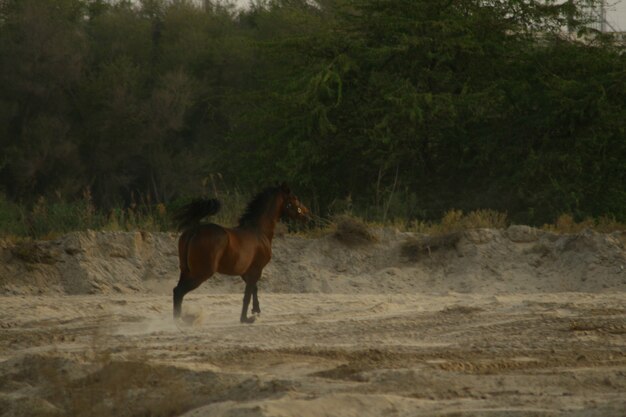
[258,220,277,242]
[254,198,282,242]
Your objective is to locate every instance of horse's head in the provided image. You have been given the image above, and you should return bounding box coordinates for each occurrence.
[279,183,310,222]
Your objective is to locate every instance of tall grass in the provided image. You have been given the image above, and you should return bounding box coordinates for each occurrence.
[0,188,252,239]
[0,193,27,237]
[330,209,625,237]
[542,213,626,234]
[1,191,625,239]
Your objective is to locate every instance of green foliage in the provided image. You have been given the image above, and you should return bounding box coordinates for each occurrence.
[27,196,101,238]
[0,194,26,236]
[0,0,624,236]
[227,0,625,225]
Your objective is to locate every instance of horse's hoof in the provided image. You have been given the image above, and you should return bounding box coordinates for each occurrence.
[240,316,256,324]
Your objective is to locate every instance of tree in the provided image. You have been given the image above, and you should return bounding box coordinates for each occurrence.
[0,0,86,199]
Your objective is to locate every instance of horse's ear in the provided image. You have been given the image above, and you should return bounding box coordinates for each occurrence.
[280,182,290,194]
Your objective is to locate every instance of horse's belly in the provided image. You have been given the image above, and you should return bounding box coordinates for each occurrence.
[217,258,250,276]
[218,249,269,276]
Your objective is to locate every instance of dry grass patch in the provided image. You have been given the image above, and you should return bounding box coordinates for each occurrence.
[332,215,378,246]
[543,214,626,234]
[407,209,508,235]
[437,209,508,232]
[401,232,462,261]
[401,209,506,261]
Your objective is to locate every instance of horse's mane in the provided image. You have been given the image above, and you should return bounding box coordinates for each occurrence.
[238,186,281,228]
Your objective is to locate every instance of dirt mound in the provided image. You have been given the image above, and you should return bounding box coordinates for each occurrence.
[0,352,266,417]
[1,226,625,296]
[0,231,178,295]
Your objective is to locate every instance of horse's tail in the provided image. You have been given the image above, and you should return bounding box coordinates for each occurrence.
[173,198,221,231]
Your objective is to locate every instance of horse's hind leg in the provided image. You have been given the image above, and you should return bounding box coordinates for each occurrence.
[240,283,256,324]
[173,272,204,319]
[241,271,262,323]
[251,284,260,315]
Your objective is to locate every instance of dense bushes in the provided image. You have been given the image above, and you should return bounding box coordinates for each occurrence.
[0,0,624,236]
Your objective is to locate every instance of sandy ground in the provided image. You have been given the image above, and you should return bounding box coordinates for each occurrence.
[1,292,625,417]
[1,228,625,416]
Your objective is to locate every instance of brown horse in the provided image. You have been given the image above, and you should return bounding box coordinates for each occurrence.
[172,183,309,323]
